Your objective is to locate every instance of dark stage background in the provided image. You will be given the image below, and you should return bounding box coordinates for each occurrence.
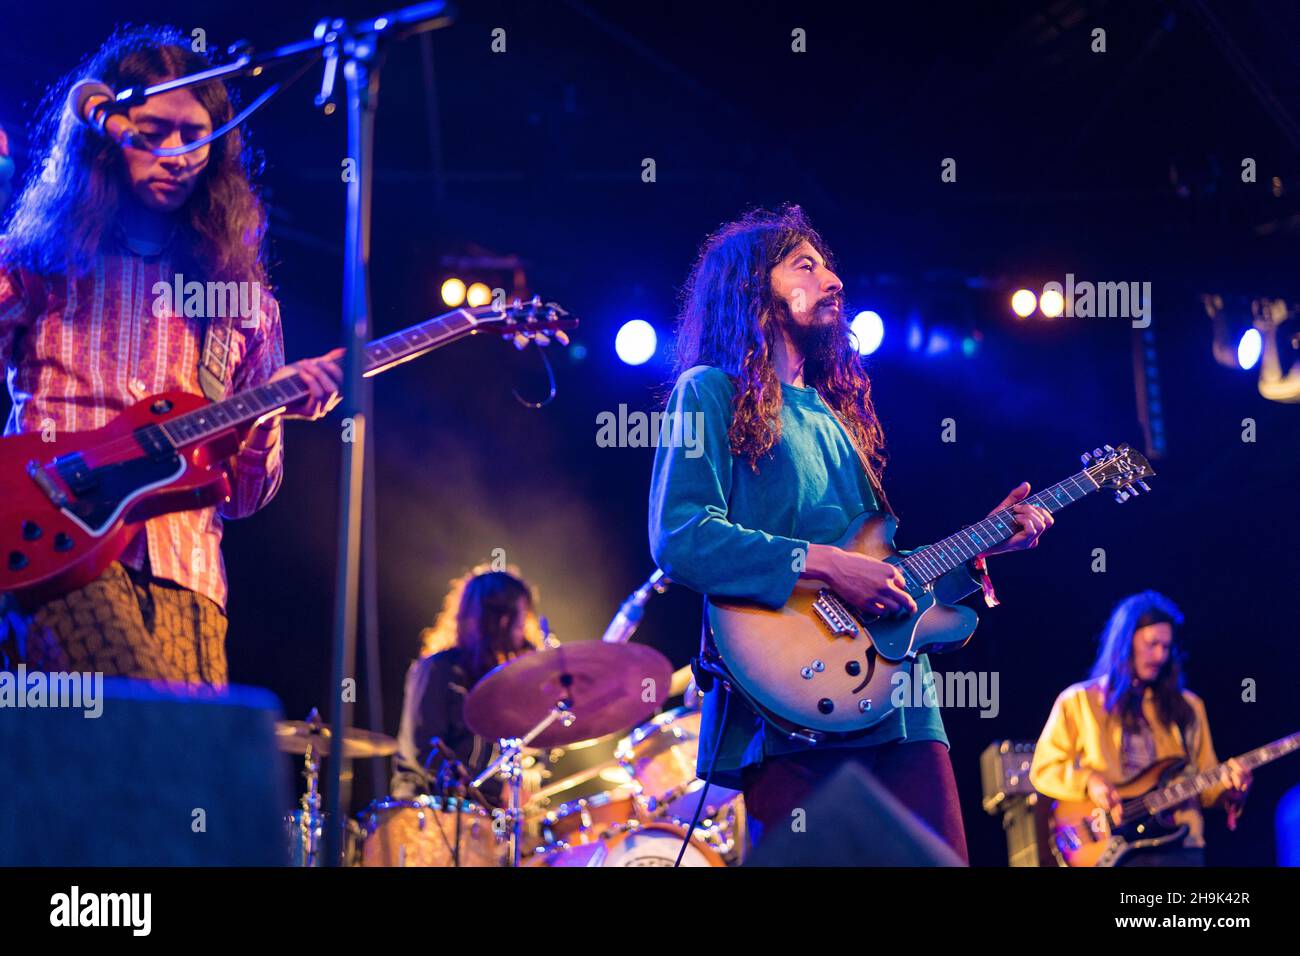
[2,1,1297,865]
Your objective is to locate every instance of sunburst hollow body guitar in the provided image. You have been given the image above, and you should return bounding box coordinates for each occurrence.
[707,444,1155,742]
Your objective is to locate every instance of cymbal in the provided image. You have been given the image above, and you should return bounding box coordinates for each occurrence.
[525,757,633,805]
[669,662,695,698]
[463,641,672,749]
[275,720,398,759]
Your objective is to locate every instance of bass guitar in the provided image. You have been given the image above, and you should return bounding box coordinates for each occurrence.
[1048,730,1300,866]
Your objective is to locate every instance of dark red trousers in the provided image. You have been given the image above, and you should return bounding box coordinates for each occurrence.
[740,740,969,864]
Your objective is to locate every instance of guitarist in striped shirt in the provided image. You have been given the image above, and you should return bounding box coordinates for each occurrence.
[0,28,343,686]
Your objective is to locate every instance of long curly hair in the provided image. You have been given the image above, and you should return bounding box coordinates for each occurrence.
[672,205,889,503]
[1089,590,1196,744]
[2,25,267,286]
[419,565,544,683]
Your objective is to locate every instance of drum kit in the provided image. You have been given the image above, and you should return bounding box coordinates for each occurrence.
[277,641,745,868]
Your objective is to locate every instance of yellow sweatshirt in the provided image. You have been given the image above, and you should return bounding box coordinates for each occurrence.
[1029,677,1227,848]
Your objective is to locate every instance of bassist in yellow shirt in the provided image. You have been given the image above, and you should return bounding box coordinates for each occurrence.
[1029,591,1251,866]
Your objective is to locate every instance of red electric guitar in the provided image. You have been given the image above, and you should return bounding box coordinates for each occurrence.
[0,297,575,607]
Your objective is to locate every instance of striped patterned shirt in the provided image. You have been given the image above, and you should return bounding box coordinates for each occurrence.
[0,244,285,611]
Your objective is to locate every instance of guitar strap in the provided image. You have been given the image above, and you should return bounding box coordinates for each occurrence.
[197,311,235,402]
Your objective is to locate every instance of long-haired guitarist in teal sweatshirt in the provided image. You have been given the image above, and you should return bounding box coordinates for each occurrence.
[648,205,1053,861]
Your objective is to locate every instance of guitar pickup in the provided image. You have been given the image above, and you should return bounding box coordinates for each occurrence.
[812,589,860,637]
[26,460,69,508]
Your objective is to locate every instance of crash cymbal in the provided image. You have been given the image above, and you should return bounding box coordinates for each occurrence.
[463,641,672,749]
[274,720,398,759]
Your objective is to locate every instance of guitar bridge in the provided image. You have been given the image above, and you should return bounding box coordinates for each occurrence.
[812,589,860,637]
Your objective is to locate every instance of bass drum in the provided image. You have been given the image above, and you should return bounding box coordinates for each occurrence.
[525,823,724,867]
[590,822,725,868]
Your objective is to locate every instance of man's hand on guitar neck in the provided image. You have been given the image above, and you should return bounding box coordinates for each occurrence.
[802,544,918,618]
[1086,770,1124,824]
[1222,758,1252,831]
[977,482,1054,557]
[246,347,346,448]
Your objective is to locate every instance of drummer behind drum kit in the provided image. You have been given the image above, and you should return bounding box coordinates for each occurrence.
[278,641,745,868]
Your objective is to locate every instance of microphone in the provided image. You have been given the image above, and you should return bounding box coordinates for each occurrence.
[600,569,668,644]
[67,80,148,150]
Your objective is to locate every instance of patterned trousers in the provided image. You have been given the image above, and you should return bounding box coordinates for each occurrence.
[0,561,228,687]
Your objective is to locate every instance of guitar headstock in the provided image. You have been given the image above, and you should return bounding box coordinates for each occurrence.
[467,296,578,343]
[1081,443,1156,503]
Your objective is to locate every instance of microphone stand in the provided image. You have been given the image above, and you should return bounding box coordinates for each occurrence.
[104,3,458,866]
[320,1,456,871]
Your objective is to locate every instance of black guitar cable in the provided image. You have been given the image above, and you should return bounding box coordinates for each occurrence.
[674,660,731,868]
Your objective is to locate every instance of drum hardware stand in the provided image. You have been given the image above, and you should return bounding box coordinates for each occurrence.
[295,711,328,867]
[420,738,492,867]
[473,704,576,866]
[298,745,324,867]
[419,748,464,867]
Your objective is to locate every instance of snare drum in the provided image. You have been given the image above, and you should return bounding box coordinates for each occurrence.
[358,796,502,867]
[284,811,363,866]
[540,785,640,847]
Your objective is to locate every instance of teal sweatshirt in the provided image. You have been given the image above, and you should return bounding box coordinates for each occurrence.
[649,365,973,790]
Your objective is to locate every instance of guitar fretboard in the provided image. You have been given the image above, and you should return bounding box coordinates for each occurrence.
[898,472,1099,588]
[1136,731,1300,816]
[157,308,480,447]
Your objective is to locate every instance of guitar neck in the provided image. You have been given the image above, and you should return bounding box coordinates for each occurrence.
[1142,731,1300,815]
[158,308,482,447]
[898,471,1100,588]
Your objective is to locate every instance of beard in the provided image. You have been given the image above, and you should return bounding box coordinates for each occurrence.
[774,295,849,375]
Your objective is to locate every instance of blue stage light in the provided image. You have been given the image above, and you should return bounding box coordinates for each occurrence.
[850,310,884,355]
[925,329,952,355]
[906,318,924,352]
[615,319,657,366]
[1237,328,1262,370]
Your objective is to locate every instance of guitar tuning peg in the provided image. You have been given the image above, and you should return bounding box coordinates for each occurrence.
[1114,490,1130,503]
[1126,483,1139,496]
[1103,444,1116,453]
[1080,451,1092,464]
[1137,480,1152,492]
[1093,447,1104,459]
